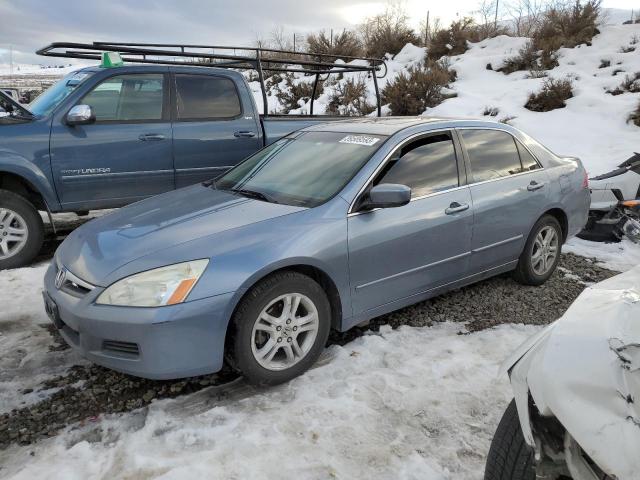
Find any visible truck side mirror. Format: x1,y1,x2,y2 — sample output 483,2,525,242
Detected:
66,105,95,126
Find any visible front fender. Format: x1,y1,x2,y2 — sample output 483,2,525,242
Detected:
0,150,60,210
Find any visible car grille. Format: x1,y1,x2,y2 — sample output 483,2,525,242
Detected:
54,261,95,297
102,340,140,357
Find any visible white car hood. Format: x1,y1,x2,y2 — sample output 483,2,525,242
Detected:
505,266,640,480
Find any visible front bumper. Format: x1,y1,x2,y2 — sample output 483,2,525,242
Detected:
43,262,234,380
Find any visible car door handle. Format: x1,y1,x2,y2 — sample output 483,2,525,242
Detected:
234,131,256,138
445,202,470,215
527,181,545,191
138,133,166,141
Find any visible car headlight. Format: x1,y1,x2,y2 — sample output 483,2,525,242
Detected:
96,260,209,307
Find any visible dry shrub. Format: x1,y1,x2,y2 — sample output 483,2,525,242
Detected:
307,29,363,59
327,78,375,116
500,0,601,74
525,77,574,111
360,5,419,58
382,60,453,115
607,72,640,95
427,18,480,61
274,74,324,113
629,101,640,127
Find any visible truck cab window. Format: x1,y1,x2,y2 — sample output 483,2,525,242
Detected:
81,74,165,122
175,75,242,120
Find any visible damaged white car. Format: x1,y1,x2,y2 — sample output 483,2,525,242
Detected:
485,266,640,480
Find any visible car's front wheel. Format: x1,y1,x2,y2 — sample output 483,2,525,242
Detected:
230,271,331,385
484,399,535,480
0,190,44,270
513,214,562,286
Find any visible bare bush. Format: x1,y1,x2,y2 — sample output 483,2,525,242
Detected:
327,78,375,116
500,0,601,73
629,101,640,127
382,60,454,115
360,4,420,58
274,74,324,113
427,17,479,60
307,29,363,59
483,106,500,116
607,72,640,95
525,77,574,111
508,0,546,36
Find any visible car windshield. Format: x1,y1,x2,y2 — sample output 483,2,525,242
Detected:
29,71,94,116
215,131,387,207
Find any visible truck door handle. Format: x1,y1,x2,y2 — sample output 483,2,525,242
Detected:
445,202,470,215
234,131,256,138
527,181,545,191
138,133,166,141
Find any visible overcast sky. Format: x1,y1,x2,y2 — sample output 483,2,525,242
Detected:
0,0,637,65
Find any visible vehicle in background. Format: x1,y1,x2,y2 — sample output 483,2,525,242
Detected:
579,152,640,243
0,43,386,269
43,117,589,386
1,88,20,103
485,266,640,480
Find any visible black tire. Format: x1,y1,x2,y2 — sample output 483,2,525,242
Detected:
513,214,562,286
230,271,331,386
0,189,44,270
484,399,535,480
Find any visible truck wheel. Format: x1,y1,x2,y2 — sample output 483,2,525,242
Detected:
484,399,535,480
230,271,331,386
513,214,562,286
0,190,44,270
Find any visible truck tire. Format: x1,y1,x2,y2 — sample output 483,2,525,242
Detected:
513,214,562,286
230,271,331,386
0,189,44,270
484,399,535,480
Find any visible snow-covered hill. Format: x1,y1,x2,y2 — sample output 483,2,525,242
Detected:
256,21,640,176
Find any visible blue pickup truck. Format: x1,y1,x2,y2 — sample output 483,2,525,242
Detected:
0,44,384,269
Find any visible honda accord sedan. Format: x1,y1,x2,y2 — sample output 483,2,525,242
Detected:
43,117,590,385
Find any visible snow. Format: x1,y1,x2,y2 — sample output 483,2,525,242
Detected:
428,23,640,175
0,64,79,76
0,262,84,414
0,322,539,480
565,237,640,271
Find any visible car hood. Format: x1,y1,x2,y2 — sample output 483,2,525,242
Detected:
57,184,306,286
506,266,640,480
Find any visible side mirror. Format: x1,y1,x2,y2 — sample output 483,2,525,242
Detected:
66,105,95,126
360,183,411,210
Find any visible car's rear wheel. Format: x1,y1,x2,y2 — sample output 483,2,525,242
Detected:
0,190,44,270
484,399,535,480
230,271,331,385
513,214,562,286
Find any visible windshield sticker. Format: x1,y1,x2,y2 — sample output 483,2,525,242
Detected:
339,135,381,146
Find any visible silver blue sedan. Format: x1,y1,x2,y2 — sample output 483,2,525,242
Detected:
43,117,590,385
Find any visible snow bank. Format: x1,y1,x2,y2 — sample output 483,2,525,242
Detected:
0,323,538,479
565,237,640,271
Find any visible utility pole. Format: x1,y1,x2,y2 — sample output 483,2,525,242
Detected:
9,44,13,80
425,10,430,46
494,0,499,28
293,33,296,52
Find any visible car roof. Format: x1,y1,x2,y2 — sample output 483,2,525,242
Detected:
302,116,507,136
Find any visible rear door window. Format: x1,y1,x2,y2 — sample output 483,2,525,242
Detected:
460,129,523,182
375,132,459,198
515,140,540,171
81,74,165,122
175,74,242,120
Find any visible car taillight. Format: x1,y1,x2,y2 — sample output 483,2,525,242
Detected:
582,171,589,189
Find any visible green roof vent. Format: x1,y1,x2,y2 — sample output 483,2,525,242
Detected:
100,51,124,68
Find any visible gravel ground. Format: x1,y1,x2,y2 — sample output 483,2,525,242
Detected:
0,250,617,450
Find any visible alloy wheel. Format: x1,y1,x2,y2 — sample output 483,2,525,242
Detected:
0,208,29,260
251,293,320,371
531,225,558,276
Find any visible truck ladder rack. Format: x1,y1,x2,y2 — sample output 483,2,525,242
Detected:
36,42,387,116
